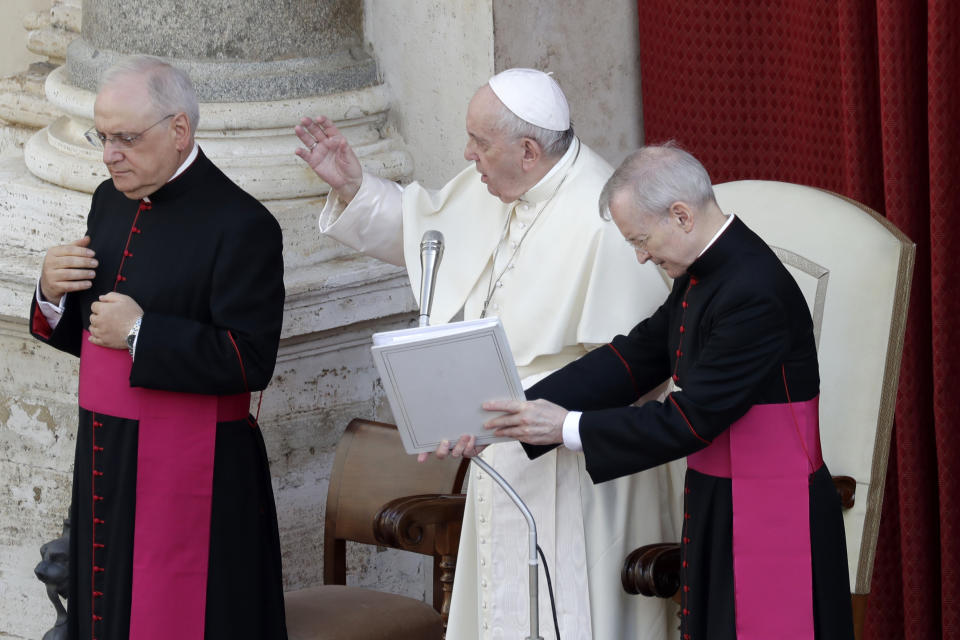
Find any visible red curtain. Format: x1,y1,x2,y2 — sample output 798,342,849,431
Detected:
636,1,959,638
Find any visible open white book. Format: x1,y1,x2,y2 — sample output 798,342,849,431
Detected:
371,316,524,454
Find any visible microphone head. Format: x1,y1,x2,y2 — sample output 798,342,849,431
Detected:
418,230,444,326
420,229,444,252
420,230,444,264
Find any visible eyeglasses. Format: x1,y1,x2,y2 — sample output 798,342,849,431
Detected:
84,114,175,150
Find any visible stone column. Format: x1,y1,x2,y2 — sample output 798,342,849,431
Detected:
0,0,80,154
0,2,420,637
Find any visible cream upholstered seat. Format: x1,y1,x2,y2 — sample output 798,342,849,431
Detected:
285,419,469,640
621,180,915,639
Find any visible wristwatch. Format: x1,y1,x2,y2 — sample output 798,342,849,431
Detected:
126,315,143,359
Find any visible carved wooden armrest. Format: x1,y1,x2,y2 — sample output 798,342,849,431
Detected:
833,475,856,509
374,494,466,553
621,543,682,598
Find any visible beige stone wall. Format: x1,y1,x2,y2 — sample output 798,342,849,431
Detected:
0,0,48,77
493,0,644,166
361,0,644,186
363,0,495,189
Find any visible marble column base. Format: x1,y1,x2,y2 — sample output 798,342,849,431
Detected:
24,66,412,201
24,0,81,63
0,63,65,131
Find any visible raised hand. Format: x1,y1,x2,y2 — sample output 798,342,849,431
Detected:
294,115,363,203
39,236,97,303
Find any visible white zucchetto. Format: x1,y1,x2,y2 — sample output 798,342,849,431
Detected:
488,68,570,132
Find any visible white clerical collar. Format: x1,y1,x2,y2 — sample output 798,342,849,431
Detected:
171,142,200,181
697,212,735,258
519,137,579,204
143,142,199,203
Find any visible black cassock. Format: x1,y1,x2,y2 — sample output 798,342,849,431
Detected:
30,149,288,640
525,216,854,639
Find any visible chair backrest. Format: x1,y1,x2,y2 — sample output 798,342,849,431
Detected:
323,418,468,584
713,181,914,595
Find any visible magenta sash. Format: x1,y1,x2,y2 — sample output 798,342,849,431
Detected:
79,332,250,639
686,397,822,640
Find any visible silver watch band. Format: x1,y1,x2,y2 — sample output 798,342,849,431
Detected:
127,315,143,359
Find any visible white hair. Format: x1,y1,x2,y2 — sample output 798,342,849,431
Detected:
99,55,200,135
493,98,574,158
599,142,716,220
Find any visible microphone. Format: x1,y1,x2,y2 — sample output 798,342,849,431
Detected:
418,230,444,327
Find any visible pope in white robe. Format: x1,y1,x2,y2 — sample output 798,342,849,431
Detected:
295,68,685,640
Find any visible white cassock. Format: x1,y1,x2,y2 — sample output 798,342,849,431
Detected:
319,138,686,640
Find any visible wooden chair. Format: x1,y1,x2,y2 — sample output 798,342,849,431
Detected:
285,419,469,639
620,181,915,640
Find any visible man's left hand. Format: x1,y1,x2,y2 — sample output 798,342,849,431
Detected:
89,293,143,349
482,398,568,445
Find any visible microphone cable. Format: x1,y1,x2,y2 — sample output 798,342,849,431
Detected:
536,544,561,640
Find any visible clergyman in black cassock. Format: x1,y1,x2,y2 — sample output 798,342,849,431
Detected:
30,57,287,640
481,144,855,639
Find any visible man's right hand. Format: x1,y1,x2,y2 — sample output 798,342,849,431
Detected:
39,236,97,302
417,435,488,463
294,115,363,204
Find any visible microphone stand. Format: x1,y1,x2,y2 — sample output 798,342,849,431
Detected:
468,455,544,640
418,229,544,639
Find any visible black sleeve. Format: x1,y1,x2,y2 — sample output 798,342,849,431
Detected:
130,209,285,395
579,286,793,483
29,289,83,357
28,193,101,358
520,299,674,459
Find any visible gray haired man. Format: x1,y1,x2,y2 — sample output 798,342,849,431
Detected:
32,55,287,640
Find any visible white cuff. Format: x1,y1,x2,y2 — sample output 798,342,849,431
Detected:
318,172,406,266
35,281,65,331
562,411,583,451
